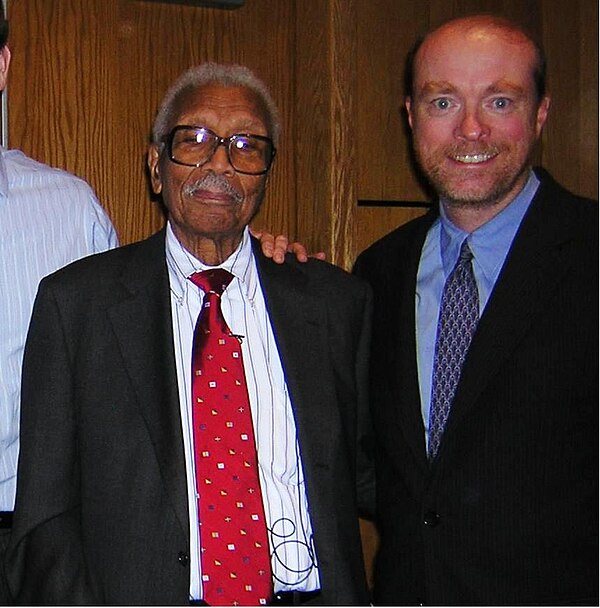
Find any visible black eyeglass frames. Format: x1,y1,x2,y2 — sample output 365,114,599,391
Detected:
163,125,276,176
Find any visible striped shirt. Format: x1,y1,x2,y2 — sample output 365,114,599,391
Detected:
0,147,118,510
165,222,320,601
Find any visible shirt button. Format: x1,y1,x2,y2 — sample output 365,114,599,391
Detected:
178,551,189,566
423,510,441,527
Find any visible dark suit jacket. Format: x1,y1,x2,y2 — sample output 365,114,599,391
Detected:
353,168,598,605
7,231,373,605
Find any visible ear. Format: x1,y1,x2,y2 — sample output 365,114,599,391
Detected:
405,96,414,130
0,46,12,92
147,144,162,194
535,95,551,138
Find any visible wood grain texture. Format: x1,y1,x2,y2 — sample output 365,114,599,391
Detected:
292,0,333,258
7,0,297,246
328,0,357,270
542,0,598,199
7,0,597,257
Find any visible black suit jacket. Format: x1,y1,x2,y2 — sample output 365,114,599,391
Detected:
353,168,598,605
7,231,373,605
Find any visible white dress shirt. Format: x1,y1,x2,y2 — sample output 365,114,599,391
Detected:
0,147,118,510
165,223,321,601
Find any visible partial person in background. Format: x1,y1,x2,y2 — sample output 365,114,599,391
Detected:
353,14,598,605
7,62,373,605
0,9,118,604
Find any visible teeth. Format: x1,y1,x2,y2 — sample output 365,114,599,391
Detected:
454,152,495,164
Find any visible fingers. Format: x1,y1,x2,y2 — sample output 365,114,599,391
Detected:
271,235,290,263
287,241,308,263
254,230,289,263
251,227,326,264
253,228,276,259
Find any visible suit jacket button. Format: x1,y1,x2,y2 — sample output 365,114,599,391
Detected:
178,551,190,566
423,511,440,527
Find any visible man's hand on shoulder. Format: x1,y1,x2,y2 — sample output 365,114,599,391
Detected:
251,228,326,264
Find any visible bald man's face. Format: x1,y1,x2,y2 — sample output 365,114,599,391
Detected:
406,20,550,212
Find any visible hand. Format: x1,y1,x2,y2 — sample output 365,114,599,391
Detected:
251,228,326,264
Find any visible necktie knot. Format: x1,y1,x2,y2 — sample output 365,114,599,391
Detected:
458,239,473,263
189,268,233,296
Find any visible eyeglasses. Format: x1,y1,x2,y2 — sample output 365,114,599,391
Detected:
164,125,276,175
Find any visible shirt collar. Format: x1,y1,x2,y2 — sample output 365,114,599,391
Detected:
165,221,254,300
438,170,540,280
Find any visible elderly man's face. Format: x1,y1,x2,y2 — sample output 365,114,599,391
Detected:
148,84,270,261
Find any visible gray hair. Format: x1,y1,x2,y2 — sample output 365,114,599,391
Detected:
151,62,281,145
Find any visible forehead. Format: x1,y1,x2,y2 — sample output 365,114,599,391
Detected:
414,23,537,93
171,83,269,135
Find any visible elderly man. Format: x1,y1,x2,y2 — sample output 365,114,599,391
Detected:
353,15,598,605
7,63,372,606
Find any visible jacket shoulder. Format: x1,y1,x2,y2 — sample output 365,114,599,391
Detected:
252,236,371,297
38,231,164,293
533,167,598,241
353,210,436,275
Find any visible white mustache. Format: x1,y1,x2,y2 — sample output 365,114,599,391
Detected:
183,173,243,204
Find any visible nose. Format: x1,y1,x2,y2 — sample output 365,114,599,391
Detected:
455,106,489,141
203,140,235,175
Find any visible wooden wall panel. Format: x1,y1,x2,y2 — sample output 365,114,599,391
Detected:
328,0,358,269
355,0,432,260
292,0,362,267
7,0,298,246
7,0,597,258
542,0,598,199
292,1,334,258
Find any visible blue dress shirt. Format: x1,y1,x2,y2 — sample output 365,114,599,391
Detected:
416,171,540,443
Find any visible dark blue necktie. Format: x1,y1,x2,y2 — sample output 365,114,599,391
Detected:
428,240,479,460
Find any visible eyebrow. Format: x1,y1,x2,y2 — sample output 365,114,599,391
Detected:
483,80,527,97
416,79,527,98
417,81,456,97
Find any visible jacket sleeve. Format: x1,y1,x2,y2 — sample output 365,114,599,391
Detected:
6,280,97,604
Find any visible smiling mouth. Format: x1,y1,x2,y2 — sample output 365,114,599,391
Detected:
452,151,498,164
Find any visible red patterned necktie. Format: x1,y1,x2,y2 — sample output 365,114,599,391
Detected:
190,268,272,606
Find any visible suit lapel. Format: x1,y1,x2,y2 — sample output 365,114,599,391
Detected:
444,176,575,439
252,242,336,471
252,244,354,592
383,215,437,471
107,231,189,536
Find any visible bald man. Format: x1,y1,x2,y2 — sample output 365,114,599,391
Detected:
353,15,598,605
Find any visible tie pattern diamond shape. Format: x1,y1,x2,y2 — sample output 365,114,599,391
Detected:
428,240,479,460
190,268,272,606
